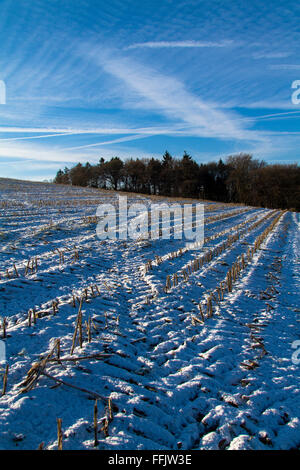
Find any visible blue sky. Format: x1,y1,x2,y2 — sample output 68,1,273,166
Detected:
0,0,299,180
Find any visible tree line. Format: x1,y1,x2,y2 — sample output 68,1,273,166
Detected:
54,151,300,210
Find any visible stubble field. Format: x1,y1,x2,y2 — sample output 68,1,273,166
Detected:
0,177,299,450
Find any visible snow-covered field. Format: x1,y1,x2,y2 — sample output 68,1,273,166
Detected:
0,177,299,450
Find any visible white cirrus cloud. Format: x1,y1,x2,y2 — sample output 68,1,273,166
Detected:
92,49,265,144
125,40,235,50
269,64,300,70
252,52,292,59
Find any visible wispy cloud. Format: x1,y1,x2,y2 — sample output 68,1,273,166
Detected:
0,125,189,145
253,52,292,59
0,132,76,142
0,142,87,163
269,64,300,70
63,133,151,151
94,50,265,143
240,110,300,122
125,40,235,50
0,139,158,169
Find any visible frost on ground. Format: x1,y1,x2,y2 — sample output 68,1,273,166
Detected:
0,177,299,450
